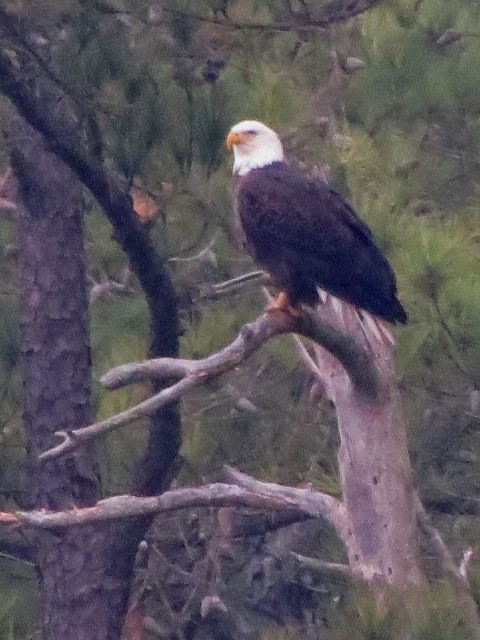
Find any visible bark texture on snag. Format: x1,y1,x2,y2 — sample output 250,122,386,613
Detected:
10,117,110,640
301,295,425,588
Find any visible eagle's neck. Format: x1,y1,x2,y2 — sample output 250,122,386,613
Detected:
233,140,285,176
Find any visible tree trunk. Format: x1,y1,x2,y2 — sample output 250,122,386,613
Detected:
0,35,182,634
10,117,110,640
310,300,425,587
333,361,424,585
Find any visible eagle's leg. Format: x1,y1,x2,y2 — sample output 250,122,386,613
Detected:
266,291,303,317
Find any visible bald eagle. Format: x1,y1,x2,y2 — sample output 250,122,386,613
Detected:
226,120,407,324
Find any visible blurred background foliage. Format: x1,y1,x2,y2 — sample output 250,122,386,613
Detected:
1,0,480,636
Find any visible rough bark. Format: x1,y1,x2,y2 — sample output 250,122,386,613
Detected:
10,118,109,640
0,16,182,636
304,298,426,586
334,363,423,584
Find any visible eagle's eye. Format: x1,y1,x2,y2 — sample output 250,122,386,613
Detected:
246,130,257,136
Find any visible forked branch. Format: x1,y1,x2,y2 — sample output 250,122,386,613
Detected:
39,307,380,462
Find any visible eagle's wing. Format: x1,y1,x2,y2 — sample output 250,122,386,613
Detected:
238,166,376,262
236,164,406,323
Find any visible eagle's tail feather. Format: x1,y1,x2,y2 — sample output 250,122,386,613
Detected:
362,312,395,347
315,287,395,347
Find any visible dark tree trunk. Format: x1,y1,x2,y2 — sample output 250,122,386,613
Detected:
0,28,182,635
10,118,109,640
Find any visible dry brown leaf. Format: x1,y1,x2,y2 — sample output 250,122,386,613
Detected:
130,185,160,223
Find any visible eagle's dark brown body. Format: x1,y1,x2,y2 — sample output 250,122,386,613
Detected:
235,162,407,324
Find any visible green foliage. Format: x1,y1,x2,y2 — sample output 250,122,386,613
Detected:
260,585,474,640
0,563,39,640
324,585,474,640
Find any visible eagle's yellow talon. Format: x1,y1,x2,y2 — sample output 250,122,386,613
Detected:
265,292,304,318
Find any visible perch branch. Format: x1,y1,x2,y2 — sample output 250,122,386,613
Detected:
40,307,379,461
103,306,379,395
0,470,344,531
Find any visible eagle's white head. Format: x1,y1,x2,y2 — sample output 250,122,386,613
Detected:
226,120,285,176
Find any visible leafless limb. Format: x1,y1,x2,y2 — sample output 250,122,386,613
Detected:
163,0,387,32
89,273,135,303
460,547,474,580
0,168,16,214
168,236,217,265
415,495,466,584
199,270,269,301
39,307,379,462
38,376,197,462
0,472,344,531
289,551,352,580
101,306,379,397
151,544,195,583
416,496,480,639
223,466,346,534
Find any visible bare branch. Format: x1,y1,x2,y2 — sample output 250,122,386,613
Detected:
38,377,197,461
89,274,135,303
416,496,480,639
102,307,379,394
39,307,379,461
460,547,474,580
199,271,269,301
223,466,346,534
415,495,466,583
0,475,343,530
168,236,217,265
164,0,387,32
289,552,352,580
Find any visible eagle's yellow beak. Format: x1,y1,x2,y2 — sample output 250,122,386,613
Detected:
226,131,248,149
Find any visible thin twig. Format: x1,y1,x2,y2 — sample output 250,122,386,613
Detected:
163,0,387,32
289,551,352,579
415,495,465,583
38,377,197,461
199,270,269,300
